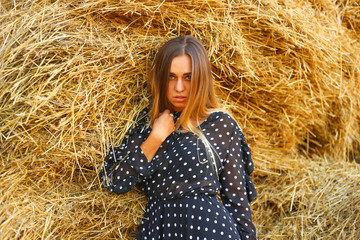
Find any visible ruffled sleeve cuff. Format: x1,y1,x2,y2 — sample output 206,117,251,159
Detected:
240,132,257,202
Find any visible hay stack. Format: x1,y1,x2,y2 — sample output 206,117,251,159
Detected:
1,0,359,239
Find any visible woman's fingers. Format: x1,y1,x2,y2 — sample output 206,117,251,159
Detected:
158,109,173,118
151,109,176,141
158,109,173,119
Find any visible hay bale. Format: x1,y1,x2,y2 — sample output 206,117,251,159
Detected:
1,0,359,239
252,156,360,239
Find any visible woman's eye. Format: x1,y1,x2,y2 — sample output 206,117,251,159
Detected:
169,75,175,80
185,75,191,81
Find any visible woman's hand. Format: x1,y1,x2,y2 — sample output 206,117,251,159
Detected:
140,109,175,162
151,109,175,142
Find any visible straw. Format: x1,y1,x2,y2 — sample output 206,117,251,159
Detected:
1,0,359,239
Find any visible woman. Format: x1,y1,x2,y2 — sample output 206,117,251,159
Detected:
99,35,257,240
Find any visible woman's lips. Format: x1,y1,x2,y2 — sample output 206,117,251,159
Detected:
173,96,187,102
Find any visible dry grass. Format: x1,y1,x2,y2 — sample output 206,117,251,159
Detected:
1,0,359,239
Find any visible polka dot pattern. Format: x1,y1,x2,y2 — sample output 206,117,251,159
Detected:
137,195,241,240
99,110,257,239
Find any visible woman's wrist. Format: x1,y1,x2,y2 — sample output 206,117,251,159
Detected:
149,130,168,143
140,132,164,162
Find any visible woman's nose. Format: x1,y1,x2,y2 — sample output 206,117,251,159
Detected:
175,79,184,92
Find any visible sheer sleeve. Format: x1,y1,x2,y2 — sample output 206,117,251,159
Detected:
219,116,257,240
99,110,154,194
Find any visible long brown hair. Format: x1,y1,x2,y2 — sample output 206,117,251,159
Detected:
150,35,218,133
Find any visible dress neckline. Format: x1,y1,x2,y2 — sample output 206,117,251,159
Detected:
173,111,217,133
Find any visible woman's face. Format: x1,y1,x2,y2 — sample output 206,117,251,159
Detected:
166,54,192,112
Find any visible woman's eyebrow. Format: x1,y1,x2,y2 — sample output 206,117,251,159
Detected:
168,72,192,75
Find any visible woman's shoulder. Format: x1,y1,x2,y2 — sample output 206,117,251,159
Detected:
135,108,151,124
207,110,240,126
204,109,243,134
127,108,151,135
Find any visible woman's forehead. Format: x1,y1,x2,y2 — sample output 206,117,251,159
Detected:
170,55,192,73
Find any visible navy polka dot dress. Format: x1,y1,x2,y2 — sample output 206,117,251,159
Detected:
100,110,257,240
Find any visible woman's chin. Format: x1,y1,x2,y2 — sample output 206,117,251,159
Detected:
172,105,185,112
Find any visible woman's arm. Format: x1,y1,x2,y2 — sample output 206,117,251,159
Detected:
215,113,257,239
219,128,257,239
99,109,176,194
99,131,151,194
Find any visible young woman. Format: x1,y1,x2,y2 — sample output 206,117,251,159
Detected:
99,35,257,240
